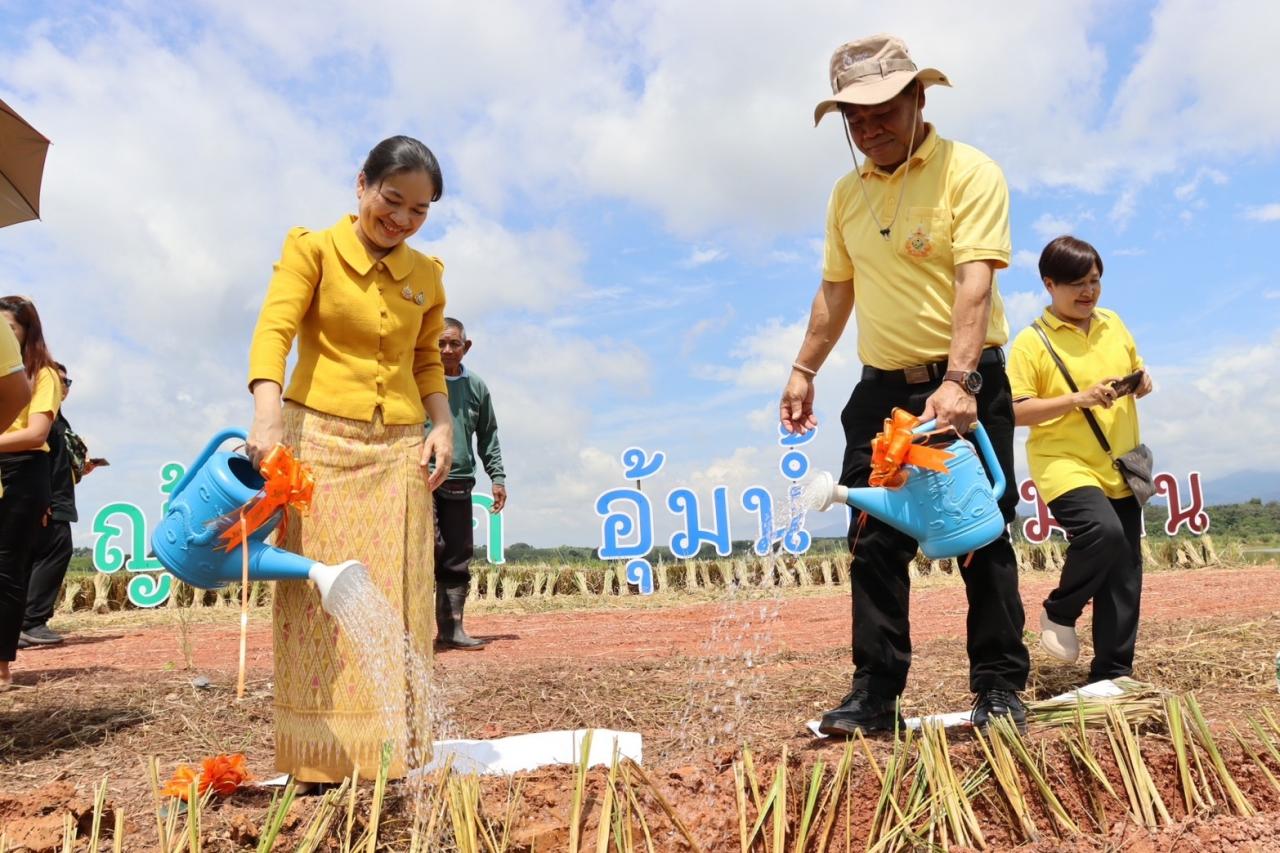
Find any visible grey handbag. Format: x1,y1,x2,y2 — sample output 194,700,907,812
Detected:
1031,323,1156,506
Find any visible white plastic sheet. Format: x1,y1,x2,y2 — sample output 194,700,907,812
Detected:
806,678,1130,738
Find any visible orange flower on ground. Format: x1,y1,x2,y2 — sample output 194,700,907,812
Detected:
162,753,252,800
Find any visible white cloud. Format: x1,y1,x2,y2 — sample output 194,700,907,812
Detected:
1011,249,1039,270
1173,167,1227,201
418,204,588,319
1032,214,1077,241
1245,204,1280,222
1002,290,1045,333
1141,334,1280,477
697,313,859,396
1109,188,1138,230
681,305,735,356
681,247,727,268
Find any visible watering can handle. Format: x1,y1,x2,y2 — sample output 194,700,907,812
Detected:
168,428,250,502
910,419,1006,501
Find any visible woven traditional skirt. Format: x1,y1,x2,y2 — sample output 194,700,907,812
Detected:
273,403,433,782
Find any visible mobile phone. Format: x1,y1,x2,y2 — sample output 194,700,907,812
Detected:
1110,370,1144,397
89,457,110,466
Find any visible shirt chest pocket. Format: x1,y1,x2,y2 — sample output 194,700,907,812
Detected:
898,206,952,266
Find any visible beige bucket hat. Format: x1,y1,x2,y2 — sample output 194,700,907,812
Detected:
813,34,951,126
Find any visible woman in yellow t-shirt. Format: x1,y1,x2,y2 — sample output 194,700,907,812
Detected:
0,297,62,688
1007,236,1153,684
246,136,453,785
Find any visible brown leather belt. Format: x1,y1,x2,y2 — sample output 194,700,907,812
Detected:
860,346,1005,384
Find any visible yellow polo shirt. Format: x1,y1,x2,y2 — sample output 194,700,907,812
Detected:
0,324,22,376
3,365,61,452
822,126,1011,369
1007,308,1143,503
248,216,448,425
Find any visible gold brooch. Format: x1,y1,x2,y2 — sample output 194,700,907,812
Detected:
401,285,414,301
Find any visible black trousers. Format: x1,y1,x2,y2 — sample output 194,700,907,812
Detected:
839,358,1029,696
23,519,73,630
0,453,51,661
434,479,475,588
1044,487,1143,681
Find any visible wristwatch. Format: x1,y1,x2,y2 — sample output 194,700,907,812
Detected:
943,369,983,395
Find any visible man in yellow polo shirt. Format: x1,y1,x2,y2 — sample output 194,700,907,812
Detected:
780,34,1029,734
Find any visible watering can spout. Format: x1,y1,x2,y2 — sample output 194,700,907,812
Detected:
807,471,924,538
309,560,366,614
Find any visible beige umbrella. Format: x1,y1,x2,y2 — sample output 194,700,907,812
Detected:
0,97,51,228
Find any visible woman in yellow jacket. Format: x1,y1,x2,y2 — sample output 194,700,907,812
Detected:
247,136,453,784
1007,236,1152,685
0,297,62,689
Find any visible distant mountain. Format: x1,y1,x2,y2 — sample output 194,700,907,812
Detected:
1201,470,1280,506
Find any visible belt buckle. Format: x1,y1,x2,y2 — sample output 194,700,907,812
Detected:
903,364,931,384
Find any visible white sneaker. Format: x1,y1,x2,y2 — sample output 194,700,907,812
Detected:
1039,608,1079,663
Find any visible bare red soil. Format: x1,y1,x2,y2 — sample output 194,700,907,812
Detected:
12,565,1279,679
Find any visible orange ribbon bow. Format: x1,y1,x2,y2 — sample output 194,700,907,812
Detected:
161,753,252,800
867,408,954,489
217,444,314,552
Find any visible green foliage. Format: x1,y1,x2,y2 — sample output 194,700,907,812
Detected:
1148,499,1280,544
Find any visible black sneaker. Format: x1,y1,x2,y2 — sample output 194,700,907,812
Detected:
971,687,1027,732
19,625,65,646
818,689,904,737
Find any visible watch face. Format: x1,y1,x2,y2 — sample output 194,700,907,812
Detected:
965,372,984,394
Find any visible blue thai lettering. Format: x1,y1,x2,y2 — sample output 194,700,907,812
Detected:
780,450,810,480
741,486,775,556
780,484,812,555
667,486,732,559
595,488,654,559
620,447,665,480
778,423,816,447
625,558,654,595
471,493,506,564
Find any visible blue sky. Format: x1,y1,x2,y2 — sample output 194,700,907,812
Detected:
1,0,1277,550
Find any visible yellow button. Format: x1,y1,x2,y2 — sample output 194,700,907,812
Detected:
376,261,385,271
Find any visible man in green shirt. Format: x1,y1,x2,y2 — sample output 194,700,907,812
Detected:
433,318,506,649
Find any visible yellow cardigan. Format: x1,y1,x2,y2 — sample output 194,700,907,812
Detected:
248,216,448,425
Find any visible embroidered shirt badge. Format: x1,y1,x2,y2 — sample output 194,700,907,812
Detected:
904,225,933,259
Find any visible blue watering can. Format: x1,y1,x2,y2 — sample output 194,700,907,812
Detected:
151,428,361,612
807,420,1007,559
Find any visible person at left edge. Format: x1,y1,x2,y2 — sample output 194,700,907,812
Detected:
0,323,30,433
247,136,453,786
21,362,102,648
0,296,61,689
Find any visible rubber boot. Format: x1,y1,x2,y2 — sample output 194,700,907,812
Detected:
436,584,487,650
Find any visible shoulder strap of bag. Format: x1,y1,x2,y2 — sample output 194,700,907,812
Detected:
1030,321,1115,460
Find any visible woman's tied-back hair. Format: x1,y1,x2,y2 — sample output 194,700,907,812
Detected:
361,136,444,202
0,296,57,379
1039,235,1104,284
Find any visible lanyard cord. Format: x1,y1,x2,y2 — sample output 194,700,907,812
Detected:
841,89,921,241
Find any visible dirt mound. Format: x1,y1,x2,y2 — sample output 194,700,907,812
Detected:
0,781,105,853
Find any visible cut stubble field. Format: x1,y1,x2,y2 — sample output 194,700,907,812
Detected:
4,563,1280,851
